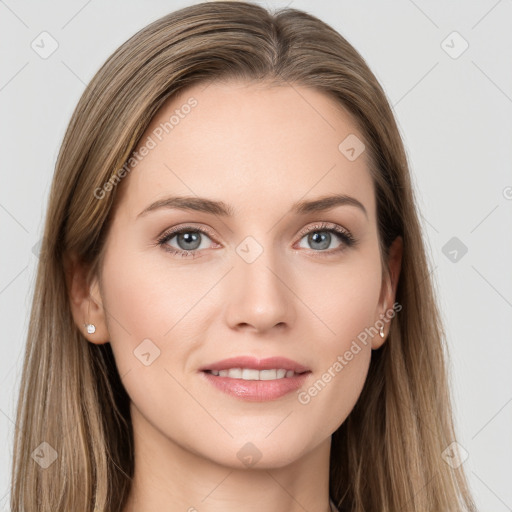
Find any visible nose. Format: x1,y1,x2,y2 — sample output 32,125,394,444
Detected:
224,248,296,334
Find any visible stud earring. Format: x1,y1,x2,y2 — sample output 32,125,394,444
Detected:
379,325,385,338
85,323,96,334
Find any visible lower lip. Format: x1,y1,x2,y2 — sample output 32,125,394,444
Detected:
201,371,311,401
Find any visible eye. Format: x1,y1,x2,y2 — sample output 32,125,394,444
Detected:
157,225,217,258
295,222,356,256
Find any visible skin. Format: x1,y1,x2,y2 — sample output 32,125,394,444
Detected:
68,80,402,512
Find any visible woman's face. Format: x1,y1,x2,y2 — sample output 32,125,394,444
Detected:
89,80,400,468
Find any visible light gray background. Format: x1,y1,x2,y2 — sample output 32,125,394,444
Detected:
1,1,511,510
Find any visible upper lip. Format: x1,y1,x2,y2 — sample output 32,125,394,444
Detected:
200,356,310,373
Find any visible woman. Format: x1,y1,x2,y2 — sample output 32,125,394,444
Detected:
10,1,477,511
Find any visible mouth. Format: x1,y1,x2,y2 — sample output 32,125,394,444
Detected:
200,367,312,401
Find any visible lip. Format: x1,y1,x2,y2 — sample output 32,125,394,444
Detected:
199,356,310,373
199,356,311,402
200,370,311,402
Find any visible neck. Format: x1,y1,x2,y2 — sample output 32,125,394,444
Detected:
122,405,333,512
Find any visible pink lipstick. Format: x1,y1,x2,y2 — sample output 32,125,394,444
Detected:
199,355,311,402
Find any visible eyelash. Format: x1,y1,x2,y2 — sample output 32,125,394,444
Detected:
156,222,357,259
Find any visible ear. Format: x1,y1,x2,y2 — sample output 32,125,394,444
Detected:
63,251,110,344
372,235,403,350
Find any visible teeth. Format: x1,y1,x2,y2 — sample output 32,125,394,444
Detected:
209,368,298,380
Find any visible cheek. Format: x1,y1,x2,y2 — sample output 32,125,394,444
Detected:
297,344,371,439
100,246,215,347
98,251,209,438
293,248,382,347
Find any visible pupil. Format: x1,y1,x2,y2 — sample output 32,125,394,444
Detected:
310,232,330,250
179,232,200,250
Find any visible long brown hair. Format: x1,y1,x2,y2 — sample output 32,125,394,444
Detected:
11,2,477,510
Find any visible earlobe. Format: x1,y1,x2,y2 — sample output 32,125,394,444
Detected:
64,251,110,344
83,278,110,344
371,316,388,350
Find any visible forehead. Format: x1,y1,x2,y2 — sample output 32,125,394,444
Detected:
117,80,375,222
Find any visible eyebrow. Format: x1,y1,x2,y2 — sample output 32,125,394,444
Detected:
137,193,368,220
